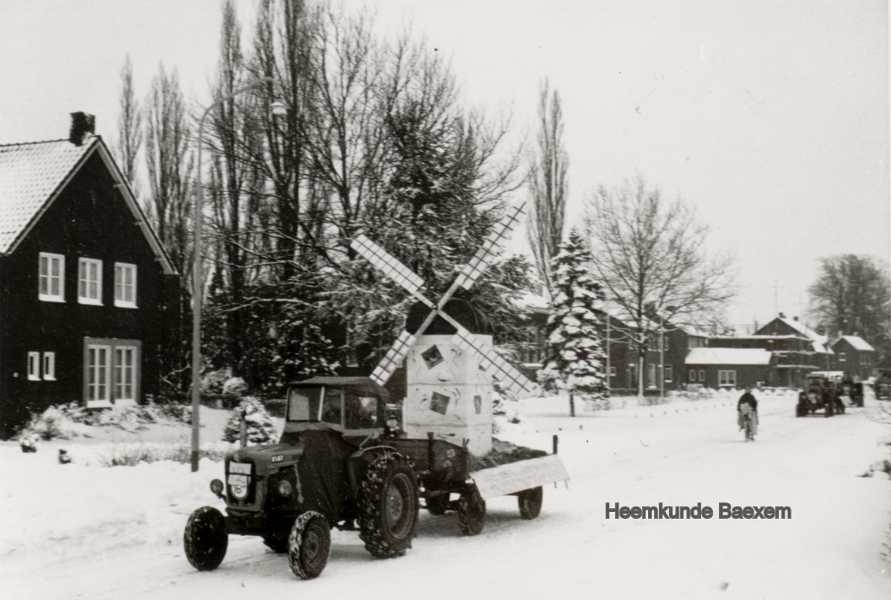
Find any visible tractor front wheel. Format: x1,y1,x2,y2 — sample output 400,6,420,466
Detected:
288,511,330,580
518,487,543,519
183,506,228,571
358,452,419,558
457,486,486,536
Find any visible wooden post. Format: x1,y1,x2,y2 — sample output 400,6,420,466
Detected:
552,434,559,455
569,390,576,417
239,407,247,448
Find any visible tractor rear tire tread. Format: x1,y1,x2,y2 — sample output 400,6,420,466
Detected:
358,451,419,558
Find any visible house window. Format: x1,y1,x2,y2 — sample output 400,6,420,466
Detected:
113,346,137,401
838,352,846,363
698,369,706,382
114,262,137,307
664,365,673,383
718,370,737,387
84,338,141,406
647,363,657,388
43,352,56,380
689,369,697,383
38,252,65,302
27,352,41,380
78,258,103,305
86,344,111,403
609,366,617,377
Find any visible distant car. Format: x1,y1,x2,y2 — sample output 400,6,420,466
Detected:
876,370,891,401
796,372,846,418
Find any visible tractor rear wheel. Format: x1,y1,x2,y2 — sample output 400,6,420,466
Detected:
426,493,450,515
183,506,228,571
457,486,486,536
288,511,330,580
518,487,543,519
358,452,419,558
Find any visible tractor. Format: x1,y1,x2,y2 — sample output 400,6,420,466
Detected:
795,371,846,417
184,377,563,579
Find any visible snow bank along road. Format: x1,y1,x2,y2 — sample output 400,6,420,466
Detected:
2,393,890,600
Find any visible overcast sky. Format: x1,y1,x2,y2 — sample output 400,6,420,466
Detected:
0,0,887,331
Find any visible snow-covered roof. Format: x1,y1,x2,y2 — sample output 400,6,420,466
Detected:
685,348,772,366
774,316,832,354
0,136,175,273
834,335,875,352
710,334,805,341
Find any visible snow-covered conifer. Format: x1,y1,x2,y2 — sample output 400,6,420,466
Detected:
537,228,607,416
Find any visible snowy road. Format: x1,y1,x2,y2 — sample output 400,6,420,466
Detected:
3,393,890,599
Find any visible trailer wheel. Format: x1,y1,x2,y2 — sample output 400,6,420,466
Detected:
457,486,486,536
518,487,543,519
183,506,228,571
288,511,330,580
426,493,450,516
358,451,419,558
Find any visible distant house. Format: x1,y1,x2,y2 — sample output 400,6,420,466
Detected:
684,348,773,389
0,113,178,437
515,292,708,394
830,336,876,380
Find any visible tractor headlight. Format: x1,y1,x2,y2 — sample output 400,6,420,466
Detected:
277,479,293,497
210,479,224,496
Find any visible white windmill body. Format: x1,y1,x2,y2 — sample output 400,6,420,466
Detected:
404,332,495,456
351,204,534,458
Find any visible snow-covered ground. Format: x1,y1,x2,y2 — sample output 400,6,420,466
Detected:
2,392,890,599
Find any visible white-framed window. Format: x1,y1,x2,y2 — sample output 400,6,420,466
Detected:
609,366,617,377
689,369,697,383
718,370,737,387
113,346,137,401
38,252,65,302
114,262,137,308
84,338,140,407
664,365,673,383
43,352,56,380
86,344,111,403
27,351,40,381
78,258,103,305
698,369,706,382
838,352,847,363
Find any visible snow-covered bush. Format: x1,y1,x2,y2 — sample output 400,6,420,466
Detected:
221,397,277,444
201,368,231,395
96,442,232,467
537,229,607,415
20,402,193,441
222,376,248,398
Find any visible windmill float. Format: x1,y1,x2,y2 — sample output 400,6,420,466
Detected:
351,203,535,456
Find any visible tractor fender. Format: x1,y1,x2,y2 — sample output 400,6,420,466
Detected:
346,445,401,498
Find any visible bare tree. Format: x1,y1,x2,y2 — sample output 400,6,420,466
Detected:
144,63,194,283
527,79,567,297
585,176,735,397
808,254,891,366
115,54,142,199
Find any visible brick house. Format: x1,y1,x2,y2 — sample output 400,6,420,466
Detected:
684,348,773,389
0,113,178,437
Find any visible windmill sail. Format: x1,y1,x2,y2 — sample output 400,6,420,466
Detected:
452,324,536,398
351,235,427,299
370,329,417,386
455,203,525,290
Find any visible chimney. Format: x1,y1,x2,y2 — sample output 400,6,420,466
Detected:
793,316,799,321
778,311,785,318
69,112,95,146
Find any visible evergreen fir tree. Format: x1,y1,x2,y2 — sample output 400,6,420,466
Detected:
538,229,607,416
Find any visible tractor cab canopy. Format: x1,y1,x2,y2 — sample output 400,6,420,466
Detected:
284,377,389,435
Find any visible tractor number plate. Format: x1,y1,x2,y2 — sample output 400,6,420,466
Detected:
227,474,249,487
